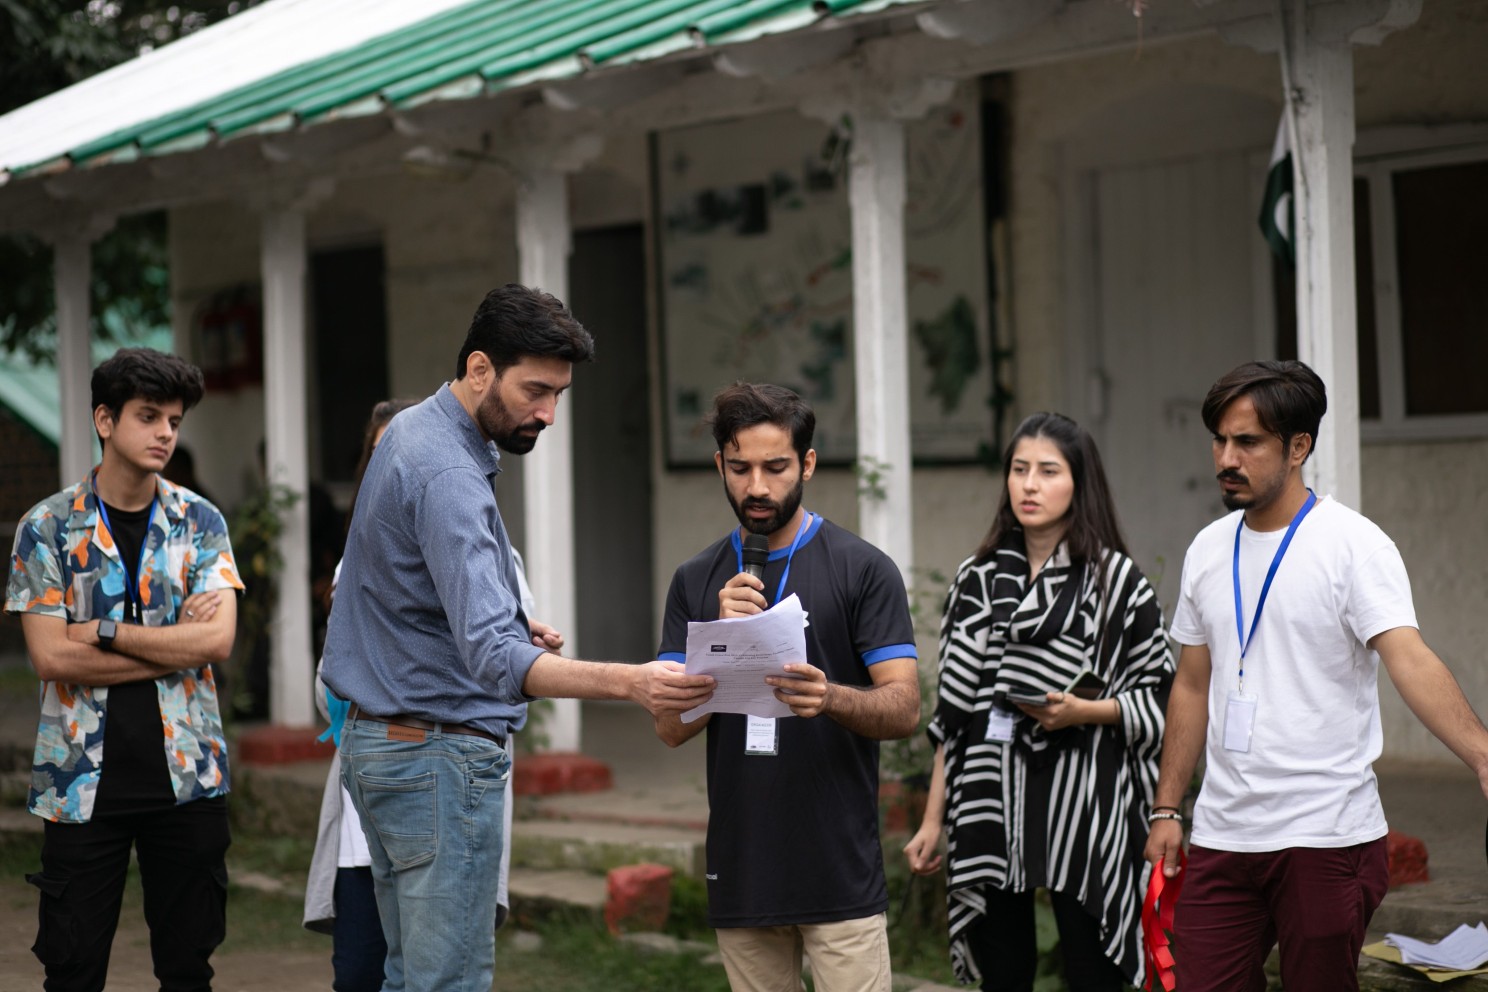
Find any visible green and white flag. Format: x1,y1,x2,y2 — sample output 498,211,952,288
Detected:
1259,117,1295,266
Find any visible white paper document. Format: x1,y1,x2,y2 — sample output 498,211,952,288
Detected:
1386,922,1488,970
681,594,809,724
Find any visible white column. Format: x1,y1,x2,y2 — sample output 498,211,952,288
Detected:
53,235,96,484
848,114,915,583
260,208,315,727
1288,37,1360,509
515,168,581,753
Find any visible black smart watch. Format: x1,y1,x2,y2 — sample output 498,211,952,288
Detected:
97,618,118,650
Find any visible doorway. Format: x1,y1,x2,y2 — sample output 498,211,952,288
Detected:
569,224,654,661
1063,87,1278,593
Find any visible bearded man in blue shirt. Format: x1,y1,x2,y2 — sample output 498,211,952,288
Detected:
322,283,714,992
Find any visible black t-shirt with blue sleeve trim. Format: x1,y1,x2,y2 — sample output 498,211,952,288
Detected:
659,516,917,928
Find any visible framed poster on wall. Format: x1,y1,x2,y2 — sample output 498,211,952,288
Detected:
654,83,996,467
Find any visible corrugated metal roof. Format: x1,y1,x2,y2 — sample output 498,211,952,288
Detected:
4,0,922,181
0,0,477,181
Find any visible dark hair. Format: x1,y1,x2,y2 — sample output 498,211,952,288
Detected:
707,382,816,465
91,348,205,425
1200,360,1327,461
974,412,1128,566
454,283,594,379
347,398,418,530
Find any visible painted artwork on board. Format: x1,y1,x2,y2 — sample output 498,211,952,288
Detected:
656,83,995,465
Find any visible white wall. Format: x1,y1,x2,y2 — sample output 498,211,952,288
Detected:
171,198,267,511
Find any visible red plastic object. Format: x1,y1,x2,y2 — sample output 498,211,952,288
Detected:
1142,851,1185,992
1385,828,1430,887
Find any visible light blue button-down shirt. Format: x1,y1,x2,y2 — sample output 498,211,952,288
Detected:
322,384,544,738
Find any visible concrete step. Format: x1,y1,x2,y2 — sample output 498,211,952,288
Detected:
0,769,31,806
506,866,606,928
0,806,40,833
230,758,327,839
1357,954,1488,990
509,816,706,879
520,790,708,832
1370,880,1488,952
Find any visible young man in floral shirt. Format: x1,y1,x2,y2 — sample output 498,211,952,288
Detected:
6,348,243,991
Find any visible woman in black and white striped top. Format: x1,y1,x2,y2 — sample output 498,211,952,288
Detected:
904,412,1174,991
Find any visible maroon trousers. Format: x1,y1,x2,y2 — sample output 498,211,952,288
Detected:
1174,838,1388,992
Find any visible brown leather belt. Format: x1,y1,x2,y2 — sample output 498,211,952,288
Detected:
347,704,505,748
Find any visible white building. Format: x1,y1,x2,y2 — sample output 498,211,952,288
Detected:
1,0,1482,762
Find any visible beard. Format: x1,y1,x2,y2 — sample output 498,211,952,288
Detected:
1218,464,1289,512
726,474,805,538
476,388,544,455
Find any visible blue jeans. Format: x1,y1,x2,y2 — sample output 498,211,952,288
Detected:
340,717,511,992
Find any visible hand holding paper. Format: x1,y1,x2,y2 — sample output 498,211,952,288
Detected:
682,594,809,723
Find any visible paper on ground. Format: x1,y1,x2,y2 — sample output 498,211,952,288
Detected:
1385,922,1488,970
681,594,808,723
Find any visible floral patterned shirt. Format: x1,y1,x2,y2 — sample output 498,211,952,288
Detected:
5,473,244,823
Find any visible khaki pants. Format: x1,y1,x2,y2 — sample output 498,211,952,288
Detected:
715,912,891,992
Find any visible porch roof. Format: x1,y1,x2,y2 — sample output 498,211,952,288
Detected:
2,0,918,184
0,326,173,447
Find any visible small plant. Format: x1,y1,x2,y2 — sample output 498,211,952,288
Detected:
879,566,948,790
225,483,300,720
854,455,891,502
516,698,554,753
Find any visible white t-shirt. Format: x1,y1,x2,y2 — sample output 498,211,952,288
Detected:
1169,496,1417,852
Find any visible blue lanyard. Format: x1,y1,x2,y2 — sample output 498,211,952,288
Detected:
733,511,816,606
1231,490,1316,689
94,478,157,624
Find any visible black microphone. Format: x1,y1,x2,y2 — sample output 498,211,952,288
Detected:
741,533,770,580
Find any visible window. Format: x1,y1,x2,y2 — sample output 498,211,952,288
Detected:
1274,140,1488,440
1359,146,1488,439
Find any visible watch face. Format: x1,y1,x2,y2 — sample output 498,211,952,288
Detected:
98,619,116,642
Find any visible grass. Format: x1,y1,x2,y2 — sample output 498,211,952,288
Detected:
496,922,732,992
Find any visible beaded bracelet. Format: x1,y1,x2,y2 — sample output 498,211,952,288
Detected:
1147,810,1184,823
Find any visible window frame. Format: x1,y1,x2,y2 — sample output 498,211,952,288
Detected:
1356,126,1488,443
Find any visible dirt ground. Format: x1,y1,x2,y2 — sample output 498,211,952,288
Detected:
0,891,333,992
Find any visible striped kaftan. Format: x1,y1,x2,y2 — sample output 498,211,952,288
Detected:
928,539,1173,986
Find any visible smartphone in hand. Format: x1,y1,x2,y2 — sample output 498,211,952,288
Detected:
1064,668,1108,699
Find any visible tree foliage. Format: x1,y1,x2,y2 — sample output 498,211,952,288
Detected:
1,1,262,116
0,0,261,361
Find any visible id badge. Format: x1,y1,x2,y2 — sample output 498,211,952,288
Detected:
984,706,1016,743
745,715,779,756
1223,691,1258,753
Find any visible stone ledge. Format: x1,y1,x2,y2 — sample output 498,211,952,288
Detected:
235,725,335,765
514,752,612,796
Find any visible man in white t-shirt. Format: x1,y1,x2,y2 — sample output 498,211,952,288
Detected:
1144,360,1488,992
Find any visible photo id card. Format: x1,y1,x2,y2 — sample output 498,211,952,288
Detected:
1224,691,1258,753
745,715,779,756
985,706,1016,743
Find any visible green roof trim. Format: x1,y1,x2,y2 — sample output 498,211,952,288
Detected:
694,0,805,40
580,0,741,66
381,0,658,105
36,0,915,174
